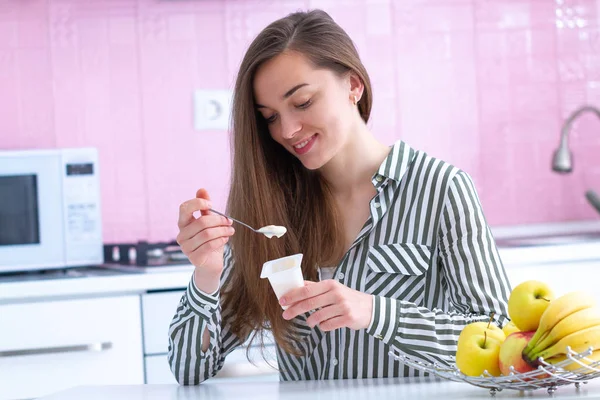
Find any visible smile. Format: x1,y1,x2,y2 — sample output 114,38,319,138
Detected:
294,137,313,149
292,134,317,155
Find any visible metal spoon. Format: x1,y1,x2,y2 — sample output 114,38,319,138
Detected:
209,209,287,238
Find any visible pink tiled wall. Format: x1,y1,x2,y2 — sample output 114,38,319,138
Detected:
1,0,600,243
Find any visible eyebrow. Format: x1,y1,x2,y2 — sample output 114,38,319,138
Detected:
255,83,309,109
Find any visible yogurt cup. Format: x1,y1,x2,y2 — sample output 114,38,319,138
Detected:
260,254,304,310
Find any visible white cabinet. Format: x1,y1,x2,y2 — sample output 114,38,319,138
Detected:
140,291,280,384
0,295,144,400
145,354,178,384
141,291,183,355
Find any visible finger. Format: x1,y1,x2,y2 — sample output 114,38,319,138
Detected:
283,291,335,319
196,188,212,217
318,316,346,332
306,305,344,329
187,235,231,265
282,290,338,320
178,197,213,229
279,280,326,307
177,215,232,242
180,225,235,255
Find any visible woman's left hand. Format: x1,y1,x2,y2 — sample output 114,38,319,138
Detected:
280,280,373,331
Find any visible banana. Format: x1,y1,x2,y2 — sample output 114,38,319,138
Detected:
545,350,600,373
527,307,600,356
532,324,600,361
523,291,597,356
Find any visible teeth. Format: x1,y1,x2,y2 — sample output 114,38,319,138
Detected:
294,137,312,149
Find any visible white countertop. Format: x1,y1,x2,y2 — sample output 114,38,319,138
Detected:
38,378,600,400
0,264,194,304
1,243,599,305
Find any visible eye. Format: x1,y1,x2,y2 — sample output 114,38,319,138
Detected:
265,114,278,124
297,99,312,109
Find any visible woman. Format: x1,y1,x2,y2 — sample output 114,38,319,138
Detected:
169,9,511,384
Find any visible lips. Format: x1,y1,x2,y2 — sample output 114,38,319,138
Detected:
292,134,316,155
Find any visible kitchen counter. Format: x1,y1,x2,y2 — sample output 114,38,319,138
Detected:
2,220,600,304
39,378,600,399
0,264,194,303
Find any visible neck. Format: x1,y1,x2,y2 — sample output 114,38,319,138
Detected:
319,125,390,197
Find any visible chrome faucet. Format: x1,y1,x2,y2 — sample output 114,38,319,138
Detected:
551,105,600,214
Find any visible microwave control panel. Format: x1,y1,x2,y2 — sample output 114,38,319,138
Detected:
61,148,103,264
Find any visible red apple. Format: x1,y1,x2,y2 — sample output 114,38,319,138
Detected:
498,331,536,376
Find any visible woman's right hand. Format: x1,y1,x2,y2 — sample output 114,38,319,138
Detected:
176,188,235,293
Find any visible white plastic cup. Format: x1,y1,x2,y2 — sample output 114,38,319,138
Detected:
260,254,304,310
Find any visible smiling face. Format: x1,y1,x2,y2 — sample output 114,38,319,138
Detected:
253,51,363,170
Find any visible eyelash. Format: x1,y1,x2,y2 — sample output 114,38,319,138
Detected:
265,99,312,124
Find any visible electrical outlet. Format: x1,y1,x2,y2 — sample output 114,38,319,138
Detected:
193,89,233,131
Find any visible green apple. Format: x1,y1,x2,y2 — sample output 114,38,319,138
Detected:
508,280,554,331
456,331,503,377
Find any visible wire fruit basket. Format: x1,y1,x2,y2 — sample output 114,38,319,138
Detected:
390,347,600,396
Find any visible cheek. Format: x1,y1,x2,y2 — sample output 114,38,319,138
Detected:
320,105,349,138
311,102,345,132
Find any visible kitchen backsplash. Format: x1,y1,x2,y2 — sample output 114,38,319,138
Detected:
1,0,599,242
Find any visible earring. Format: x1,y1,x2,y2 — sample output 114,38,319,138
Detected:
353,95,358,106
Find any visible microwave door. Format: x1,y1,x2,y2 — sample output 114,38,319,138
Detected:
0,175,41,245
0,153,65,272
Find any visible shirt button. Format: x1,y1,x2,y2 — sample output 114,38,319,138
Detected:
375,335,383,340
331,358,338,366
203,304,211,311
374,202,381,208
376,176,383,182
337,272,345,280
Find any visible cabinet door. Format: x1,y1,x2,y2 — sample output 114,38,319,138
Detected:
141,291,184,355
0,295,144,400
145,354,178,384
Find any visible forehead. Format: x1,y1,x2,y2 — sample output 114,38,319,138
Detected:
253,51,333,103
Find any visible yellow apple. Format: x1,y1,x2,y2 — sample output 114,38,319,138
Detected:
502,321,520,337
508,280,554,331
498,331,536,376
456,331,502,377
457,321,505,348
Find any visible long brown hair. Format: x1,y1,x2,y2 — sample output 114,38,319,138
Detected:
221,9,373,358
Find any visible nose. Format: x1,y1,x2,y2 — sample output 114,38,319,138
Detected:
280,114,302,140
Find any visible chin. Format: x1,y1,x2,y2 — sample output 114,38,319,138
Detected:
301,160,325,170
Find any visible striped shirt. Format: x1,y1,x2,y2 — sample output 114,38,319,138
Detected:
168,140,512,384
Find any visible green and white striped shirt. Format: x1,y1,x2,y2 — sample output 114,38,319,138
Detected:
168,140,511,384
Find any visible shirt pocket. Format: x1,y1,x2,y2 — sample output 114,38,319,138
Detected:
365,243,432,305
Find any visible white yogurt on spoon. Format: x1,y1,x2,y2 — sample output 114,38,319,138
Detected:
257,225,287,238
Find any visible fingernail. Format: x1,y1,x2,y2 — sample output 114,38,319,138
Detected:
279,297,287,306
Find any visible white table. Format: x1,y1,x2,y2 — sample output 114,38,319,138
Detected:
39,377,600,400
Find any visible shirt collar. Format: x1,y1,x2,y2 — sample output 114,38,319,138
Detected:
374,140,417,183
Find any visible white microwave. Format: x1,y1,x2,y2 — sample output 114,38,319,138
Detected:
0,148,103,273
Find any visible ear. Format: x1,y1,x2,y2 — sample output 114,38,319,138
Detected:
348,72,364,103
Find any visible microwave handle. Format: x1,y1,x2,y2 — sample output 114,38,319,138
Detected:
0,341,112,358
